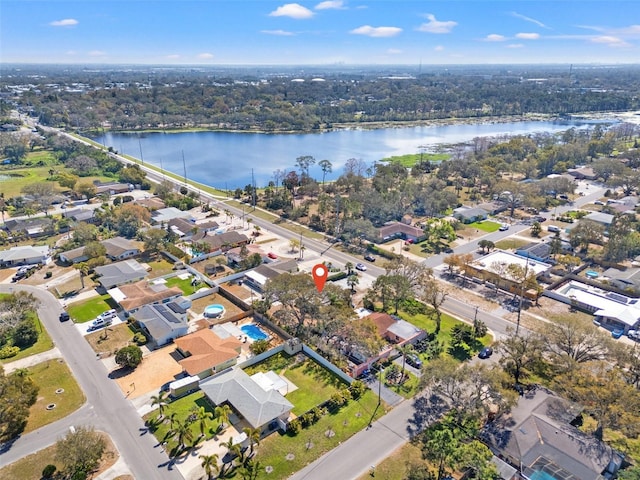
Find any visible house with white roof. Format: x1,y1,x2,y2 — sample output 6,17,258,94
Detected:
0,245,51,267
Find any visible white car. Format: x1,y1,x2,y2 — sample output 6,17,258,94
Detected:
499,224,509,231
355,263,367,271
628,330,639,341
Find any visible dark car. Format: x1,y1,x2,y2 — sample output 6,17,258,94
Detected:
364,254,376,262
478,347,493,359
406,354,423,369
59,312,70,322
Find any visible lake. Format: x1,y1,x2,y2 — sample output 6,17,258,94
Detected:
93,119,608,189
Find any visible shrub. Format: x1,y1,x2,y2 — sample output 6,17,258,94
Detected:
12,320,38,348
349,380,367,400
327,271,347,282
288,418,302,435
0,345,20,359
249,339,270,355
115,345,143,369
42,464,57,478
133,333,147,345
300,412,314,428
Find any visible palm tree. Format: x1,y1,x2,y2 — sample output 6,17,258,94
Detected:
78,262,89,289
345,262,354,276
240,458,262,480
220,437,242,464
243,427,261,457
347,274,359,294
397,344,415,379
150,391,169,420
214,404,233,432
253,225,261,237
165,412,179,430
195,406,213,438
169,418,194,452
199,453,220,480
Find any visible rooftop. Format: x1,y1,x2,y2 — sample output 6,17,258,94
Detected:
174,329,242,376
472,250,552,278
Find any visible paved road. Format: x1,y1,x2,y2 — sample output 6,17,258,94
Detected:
0,285,183,479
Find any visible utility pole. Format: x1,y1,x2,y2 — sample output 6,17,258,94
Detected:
138,138,144,165
516,261,530,336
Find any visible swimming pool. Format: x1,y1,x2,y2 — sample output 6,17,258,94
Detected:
204,304,225,318
241,324,269,341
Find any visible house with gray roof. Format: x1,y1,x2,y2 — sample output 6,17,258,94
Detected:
135,303,188,348
482,388,623,480
200,368,293,433
453,206,489,224
603,266,640,293
0,245,51,267
2,217,53,238
151,207,194,225
62,208,96,224
59,246,89,264
583,211,614,227
94,259,150,289
101,237,142,261
515,242,552,263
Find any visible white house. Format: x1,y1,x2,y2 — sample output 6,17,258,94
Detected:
0,245,51,267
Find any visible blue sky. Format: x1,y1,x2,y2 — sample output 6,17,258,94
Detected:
2,1,639,65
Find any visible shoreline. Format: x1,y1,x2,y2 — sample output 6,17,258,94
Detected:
85,110,634,137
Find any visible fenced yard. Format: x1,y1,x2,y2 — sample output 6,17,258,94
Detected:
67,294,119,323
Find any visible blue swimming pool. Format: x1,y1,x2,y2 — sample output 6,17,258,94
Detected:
529,471,559,480
241,324,268,341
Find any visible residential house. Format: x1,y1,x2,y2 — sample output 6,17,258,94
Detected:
482,388,623,480
197,220,220,233
2,217,54,238
378,222,426,243
95,182,133,195
468,250,551,298
62,208,96,224
192,230,249,252
515,242,552,263
168,217,197,238
243,260,299,291
476,201,508,215
453,206,489,224
108,280,185,315
567,166,597,180
602,266,640,293
583,211,614,227
226,244,266,266
199,368,293,433
59,246,89,264
174,329,242,379
135,302,189,348
101,237,143,261
94,259,150,289
137,197,166,211
151,207,194,225
0,245,51,267
348,312,426,377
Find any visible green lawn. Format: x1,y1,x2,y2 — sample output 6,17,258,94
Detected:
146,258,176,277
380,152,450,167
356,442,424,480
397,311,492,362
467,220,501,233
383,368,420,399
0,166,57,198
244,352,347,415
67,294,118,323
24,359,85,434
255,389,386,479
494,238,529,250
144,391,221,456
0,312,55,364
163,275,196,295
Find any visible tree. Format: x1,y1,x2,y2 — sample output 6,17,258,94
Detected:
143,228,167,256
264,273,322,338
75,182,97,200
57,172,79,190
169,418,194,452
115,345,143,369
150,391,169,420
0,366,39,442
478,239,495,254
249,338,270,355
243,426,261,456
83,241,106,260
618,465,640,480
199,453,220,480
78,262,89,289
346,274,359,293
496,330,544,385
397,344,415,378
530,221,541,238
214,404,233,432
318,159,332,188
12,320,38,348
369,274,412,314
21,181,57,214
549,231,562,258
54,426,106,478
420,276,448,334
568,219,604,253
195,406,213,438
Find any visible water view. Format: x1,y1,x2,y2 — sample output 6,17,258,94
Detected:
93,119,608,189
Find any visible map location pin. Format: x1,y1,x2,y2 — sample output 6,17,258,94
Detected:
312,264,329,293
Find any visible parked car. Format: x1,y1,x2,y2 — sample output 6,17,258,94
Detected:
499,224,509,231
59,311,70,322
364,254,376,262
547,225,561,233
478,346,494,359
88,316,113,331
267,252,278,259
628,330,639,341
355,263,367,271
406,354,423,369
612,328,624,339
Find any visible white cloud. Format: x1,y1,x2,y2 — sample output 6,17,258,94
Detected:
350,25,402,37
50,18,78,27
88,50,106,57
386,48,402,54
315,0,345,10
198,53,214,59
66,50,77,56
591,36,630,47
417,14,457,34
269,3,314,19
166,54,181,59
510,12,548,29
515,32,540,40
484,34,506,42
507,43,524,48
261,29,295,36
434,45,444,51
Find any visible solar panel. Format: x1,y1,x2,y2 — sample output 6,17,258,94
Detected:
606,292,628,303
154,304,181,324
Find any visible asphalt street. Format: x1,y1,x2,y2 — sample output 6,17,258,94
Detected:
0,285,183,479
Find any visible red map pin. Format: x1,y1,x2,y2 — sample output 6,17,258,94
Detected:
312,264,329,292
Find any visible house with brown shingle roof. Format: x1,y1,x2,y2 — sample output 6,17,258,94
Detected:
192,230,249,252
378,222,426,243
108,280,183,314
174,329,243,379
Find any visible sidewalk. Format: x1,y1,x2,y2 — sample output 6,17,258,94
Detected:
2,347,62,374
